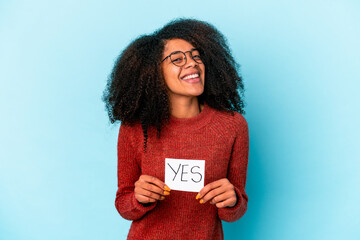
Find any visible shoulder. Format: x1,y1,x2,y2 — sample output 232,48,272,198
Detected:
118,122,144,146
119,121,142,134
210,107,248,134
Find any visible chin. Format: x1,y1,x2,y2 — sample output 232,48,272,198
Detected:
188,90,204,97
187,85,204,96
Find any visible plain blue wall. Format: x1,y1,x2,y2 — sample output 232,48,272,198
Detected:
1,0,359,239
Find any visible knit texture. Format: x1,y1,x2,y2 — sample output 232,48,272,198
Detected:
115,104,249,240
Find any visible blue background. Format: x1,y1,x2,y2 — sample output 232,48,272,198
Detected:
1,0,359,239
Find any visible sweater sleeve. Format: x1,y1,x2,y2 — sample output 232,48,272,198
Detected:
218,115,249,222
115,123,157,221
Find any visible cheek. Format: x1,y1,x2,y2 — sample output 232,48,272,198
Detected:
162,67,180,87
201,66,206,83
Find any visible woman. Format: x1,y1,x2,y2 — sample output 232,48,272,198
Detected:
103,18,249,240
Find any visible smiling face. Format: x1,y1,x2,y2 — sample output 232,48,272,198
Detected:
161,39,205,102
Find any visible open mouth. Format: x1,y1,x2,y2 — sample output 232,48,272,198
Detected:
182,73,199,80
181,73,201,83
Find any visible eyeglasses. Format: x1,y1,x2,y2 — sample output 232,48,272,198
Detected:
161,49,203,67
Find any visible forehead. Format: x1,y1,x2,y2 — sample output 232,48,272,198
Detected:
163,39,196,56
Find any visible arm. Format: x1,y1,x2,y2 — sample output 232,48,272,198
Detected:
115,123,157,221
217,115,249,222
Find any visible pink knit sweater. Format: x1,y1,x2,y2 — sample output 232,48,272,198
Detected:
115,104,249,240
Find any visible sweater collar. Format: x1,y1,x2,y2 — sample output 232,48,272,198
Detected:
165,103,215,132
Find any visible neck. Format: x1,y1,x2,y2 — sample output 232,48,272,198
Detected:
169,97,202,118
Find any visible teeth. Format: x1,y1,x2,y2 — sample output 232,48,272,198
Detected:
182,73,199,80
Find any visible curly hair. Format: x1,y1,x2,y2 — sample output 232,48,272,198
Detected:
102,18,245,147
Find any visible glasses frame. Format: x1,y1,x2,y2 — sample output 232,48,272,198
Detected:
161,49,203,67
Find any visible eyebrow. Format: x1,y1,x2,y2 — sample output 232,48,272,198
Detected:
161,48,200,63
168,48,199,55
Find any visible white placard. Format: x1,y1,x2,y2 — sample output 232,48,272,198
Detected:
165,158,205,192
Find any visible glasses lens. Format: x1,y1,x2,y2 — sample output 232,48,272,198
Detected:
170,52,186,66
191,50,202,64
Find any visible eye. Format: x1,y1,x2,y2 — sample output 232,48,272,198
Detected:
191,49,201,60
171,53,185,63
173,58,182,62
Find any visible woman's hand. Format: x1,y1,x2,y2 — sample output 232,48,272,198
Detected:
134,175,171,204
196,178,237,208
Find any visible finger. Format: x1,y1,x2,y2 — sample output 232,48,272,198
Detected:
135,181,170,196
209,191,234,204
135,193,158,204
135,187,165,201
196,179,226,200
140,175,171,191
200,186,227,204
215,197,237,208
